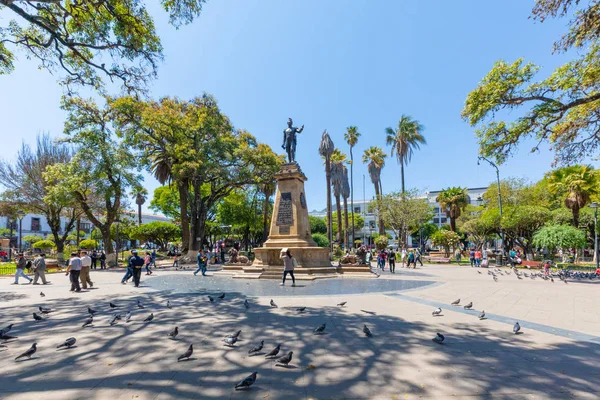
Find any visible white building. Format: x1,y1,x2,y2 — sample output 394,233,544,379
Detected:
309,187,488,247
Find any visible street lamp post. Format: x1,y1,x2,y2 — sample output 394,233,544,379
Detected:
590,202,599,270
8,217,14,261
16,210,25,253
115,218,121,266
478,156,504,261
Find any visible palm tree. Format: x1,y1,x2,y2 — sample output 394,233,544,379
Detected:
319,130,335,247
385,115,426,193
436,187,468,232
362,146,387,235
135,192,147,225
330,149,347,244
341,165,350,249
260,181,275,242
547,165,600,227
344,126,361,247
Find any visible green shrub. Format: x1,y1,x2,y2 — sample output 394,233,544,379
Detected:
79,239,99,249
32,240,55,250
23,235,44,245
374,236,389,250
312,233,330,248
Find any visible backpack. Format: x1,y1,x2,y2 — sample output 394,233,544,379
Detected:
25,260,32,270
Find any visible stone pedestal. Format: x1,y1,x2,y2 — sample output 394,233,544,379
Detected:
237,162,338,280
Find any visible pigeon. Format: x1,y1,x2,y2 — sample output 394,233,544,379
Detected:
227,330,242,339
177,344,193,361
109,302,117,309
270,299,278,308
451,299,460,305
248,340,264,355
82,317,93,327
223,336,238,347
0,334,18,340
551,277,554,283
167,300,172,309
477,271,481,274
493,276,498,282
57,337,76,349
218,293,225,299
363,324,373,337
464,302,473,310
33,313,43,321
0,324,13,336
125,311,132,322
313,323,326,334
38,306,52,314
244,299,249,309
265,344,281,358
137,300,144,309
144,313,154,322
88,307,97,316
479,310,486,320
109,315,118,326
15,343,37,361
432,333,445,344
208,296,214,302
296,307,306,313
276,351,293,366
513,322,521,334
235,371,257,390
337,301,347,307
40,292,45,297
114,313,122,320
432,307,442,316
168,326,179,339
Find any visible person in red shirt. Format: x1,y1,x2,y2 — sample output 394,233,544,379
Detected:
474,250,482,267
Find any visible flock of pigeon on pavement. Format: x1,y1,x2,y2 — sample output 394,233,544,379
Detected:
480,266,596,283
1,265,547,391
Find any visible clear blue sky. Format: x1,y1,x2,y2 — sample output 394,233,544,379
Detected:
0,1,581,214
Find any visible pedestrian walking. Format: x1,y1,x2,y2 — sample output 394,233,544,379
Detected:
474,249,482,267
280,248,296,286
220,243,226,264
173,253,179,269
32,253,49,285
12,253,32,285
128,250,144,287
66,252,82,292
99,251,106,269
407,250,415,268
90,250,98,270
469,248,475,267
79,250,94,289
388,249,396,273
194,249,208,276
122,250,137,284
401,247,407,267
144,251,153,275
415,247,423,267
151,249,157,268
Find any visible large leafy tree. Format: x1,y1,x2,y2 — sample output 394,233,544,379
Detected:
546,165,600,227
111,94,281,254
318,130,334,247
385,115,426,193
501,205,551,258
130,221,180,250
378,190,433,246
362,146,387,235
344,126,360,246
533,224,587,256
149,185,181,221
44,96,143,258
0,0,206,93
216,189,263,251
436,187,468,232
0,134,79,260
462,1,600,165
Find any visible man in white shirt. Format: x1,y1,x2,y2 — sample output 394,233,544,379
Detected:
79,250,94,289
66,252,82,292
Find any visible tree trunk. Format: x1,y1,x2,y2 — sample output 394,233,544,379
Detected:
350,147,355,249
262,196,270,242
373,180,386,236
138,203,142,225
335,194,343,243
572,206,580,228
343,195,349,249
325,158,332,248
401,161,405,193
177,180,190,252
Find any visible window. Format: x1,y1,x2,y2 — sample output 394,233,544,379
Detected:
369,220,376,229
434,207,440,214
6,220,17,230
80,222,92,233
31,218,41,232
354,207,361,214
433,218,440,224
441,218,447,223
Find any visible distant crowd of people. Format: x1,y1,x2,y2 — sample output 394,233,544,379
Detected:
367,247,423,272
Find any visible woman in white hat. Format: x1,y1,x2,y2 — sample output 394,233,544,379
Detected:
280,248,296,287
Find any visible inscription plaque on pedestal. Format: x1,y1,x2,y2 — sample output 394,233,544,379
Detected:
276,192,294,226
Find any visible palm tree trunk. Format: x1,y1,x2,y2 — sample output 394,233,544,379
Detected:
450,217,456,232
373,180,385,236
335,194,343,243
401,162,405,193
325,158,332,248
572,206,580,228
343,195,350,249
350,147,355,249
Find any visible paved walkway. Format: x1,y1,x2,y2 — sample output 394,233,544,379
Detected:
0,264,599,399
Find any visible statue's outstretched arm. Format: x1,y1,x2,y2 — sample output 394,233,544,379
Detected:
297,125,304,133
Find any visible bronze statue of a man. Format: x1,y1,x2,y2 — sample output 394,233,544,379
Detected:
282,118,304,163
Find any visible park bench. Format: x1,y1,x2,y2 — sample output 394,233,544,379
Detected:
520,260,542,269
425,256,451,264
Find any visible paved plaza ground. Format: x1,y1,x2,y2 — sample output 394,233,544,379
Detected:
0,263,599,399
